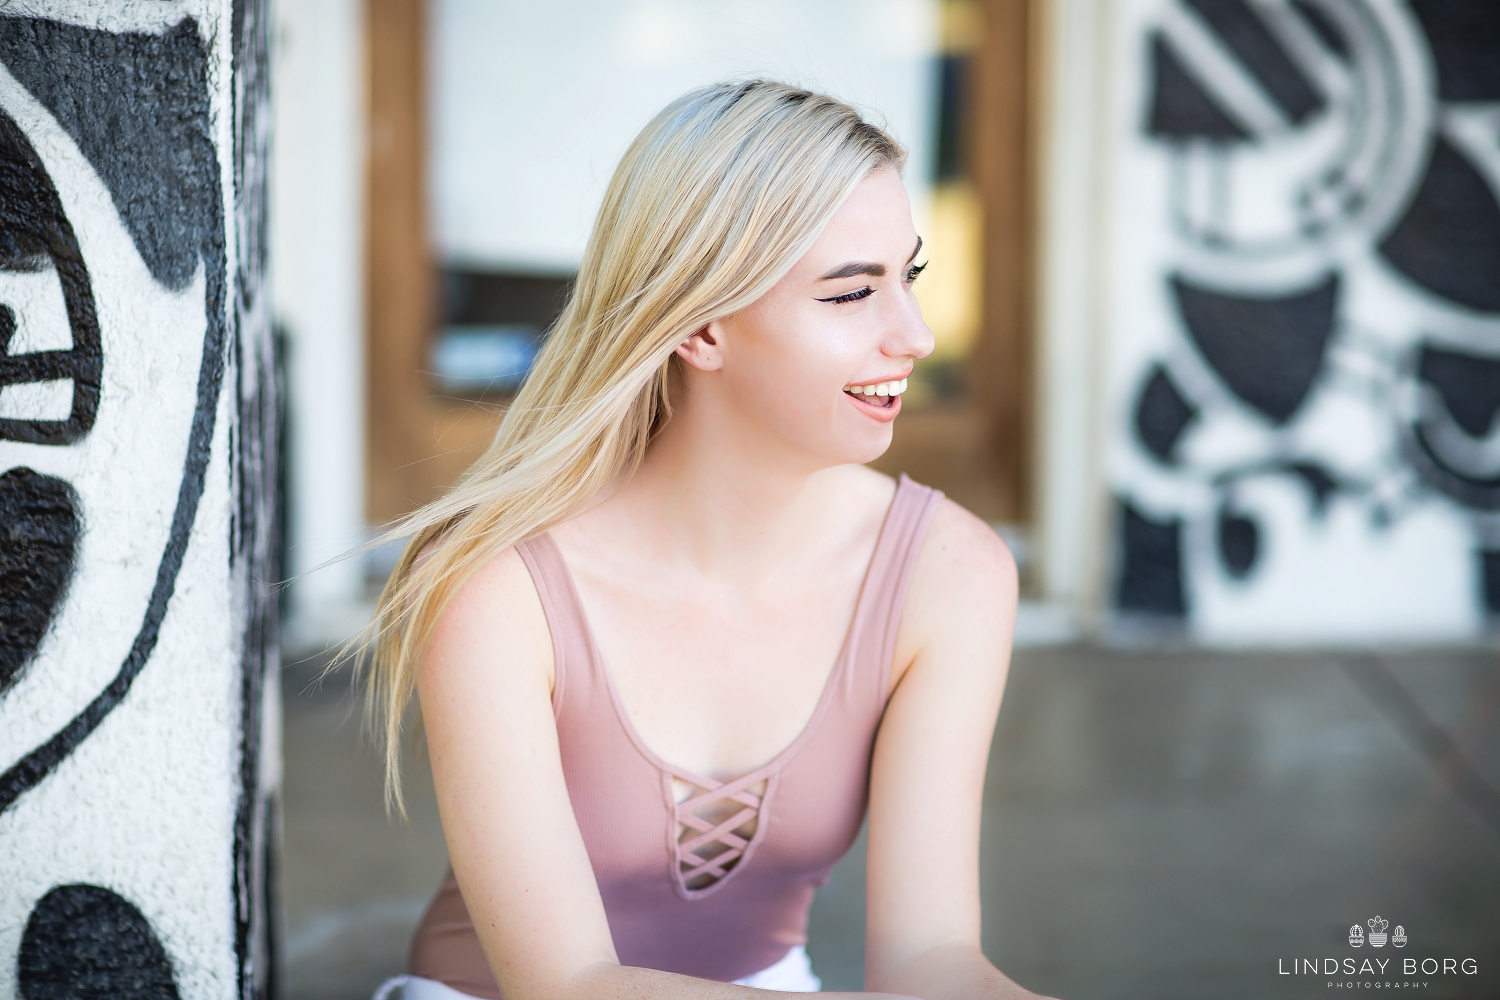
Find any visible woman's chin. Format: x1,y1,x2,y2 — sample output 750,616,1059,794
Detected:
828,425,897,468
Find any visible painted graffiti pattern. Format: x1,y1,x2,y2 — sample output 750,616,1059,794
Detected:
1109,0,1500,641
0,3,276,999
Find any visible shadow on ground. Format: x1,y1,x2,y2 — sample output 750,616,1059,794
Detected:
281,646,1500,1000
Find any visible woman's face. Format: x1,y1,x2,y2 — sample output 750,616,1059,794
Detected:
688,166,935,468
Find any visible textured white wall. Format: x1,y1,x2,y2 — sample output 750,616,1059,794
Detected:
430,0,941,272
0,2,277,996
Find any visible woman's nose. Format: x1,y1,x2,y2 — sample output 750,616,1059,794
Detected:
887,286,935,361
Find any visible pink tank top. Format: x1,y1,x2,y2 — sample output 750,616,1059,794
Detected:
408,475,943,996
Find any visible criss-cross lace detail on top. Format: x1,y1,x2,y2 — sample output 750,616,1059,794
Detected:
510,477,941,909
672,772,768,891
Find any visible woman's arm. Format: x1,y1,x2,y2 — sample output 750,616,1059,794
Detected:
863,500,1061,1000
419,546,920,1000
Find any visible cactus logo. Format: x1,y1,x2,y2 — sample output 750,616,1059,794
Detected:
1282,917,1477,983
1351,916,1403,949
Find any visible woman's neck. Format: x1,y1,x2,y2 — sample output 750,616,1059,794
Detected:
583,387,850,582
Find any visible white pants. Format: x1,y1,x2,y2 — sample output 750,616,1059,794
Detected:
374,944,821,998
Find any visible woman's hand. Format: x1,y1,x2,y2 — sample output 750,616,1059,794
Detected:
869,941,1063,1000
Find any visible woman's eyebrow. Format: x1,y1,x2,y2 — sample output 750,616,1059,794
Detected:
817,237,923,281
820,260,885,280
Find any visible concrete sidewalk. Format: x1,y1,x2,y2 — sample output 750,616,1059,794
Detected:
280,646,1500,1000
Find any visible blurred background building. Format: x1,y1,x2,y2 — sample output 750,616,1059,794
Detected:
274,0,1500,652
274,0,1046,652
267,1,1499,997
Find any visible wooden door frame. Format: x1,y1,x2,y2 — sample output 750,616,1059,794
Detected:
365,0,503,526
971,0,1039,527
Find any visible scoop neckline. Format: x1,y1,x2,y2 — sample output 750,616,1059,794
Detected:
538,474,914,791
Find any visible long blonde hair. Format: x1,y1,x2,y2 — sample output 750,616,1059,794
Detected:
359,80,904,812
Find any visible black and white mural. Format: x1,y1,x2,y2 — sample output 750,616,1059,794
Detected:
1107,0,1500,641
0,3,278,998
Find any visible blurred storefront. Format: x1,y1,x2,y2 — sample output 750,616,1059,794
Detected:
272,0,1500,650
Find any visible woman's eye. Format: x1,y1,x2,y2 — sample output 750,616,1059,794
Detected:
816,286,875,305
905,261,928,283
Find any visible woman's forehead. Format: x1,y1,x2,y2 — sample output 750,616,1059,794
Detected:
798,170,916,273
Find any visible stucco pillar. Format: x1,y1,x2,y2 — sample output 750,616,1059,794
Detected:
0,2,279,998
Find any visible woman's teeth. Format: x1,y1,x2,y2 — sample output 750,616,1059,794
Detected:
844,378,908,398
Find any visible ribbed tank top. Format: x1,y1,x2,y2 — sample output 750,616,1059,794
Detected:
409,475,943,997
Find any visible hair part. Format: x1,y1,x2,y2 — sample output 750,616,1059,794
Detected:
352,79,904,814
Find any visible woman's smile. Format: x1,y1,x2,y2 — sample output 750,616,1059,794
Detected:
842,376,908,420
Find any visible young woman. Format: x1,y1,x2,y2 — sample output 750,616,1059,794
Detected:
364,81,1050,1000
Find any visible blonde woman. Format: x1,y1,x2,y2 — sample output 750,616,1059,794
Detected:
365,81,1050,1000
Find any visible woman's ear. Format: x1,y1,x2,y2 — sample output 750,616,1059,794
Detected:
674,321,725,372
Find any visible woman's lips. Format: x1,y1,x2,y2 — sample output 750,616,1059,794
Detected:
842,381,904,422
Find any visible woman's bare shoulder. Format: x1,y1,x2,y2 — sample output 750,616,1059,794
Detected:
419,540,555,697
893,496,1018,680
922,497,1016,588
846,466,1012,588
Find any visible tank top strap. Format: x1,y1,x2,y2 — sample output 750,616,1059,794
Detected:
847,474,944,701
515,532,596,717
